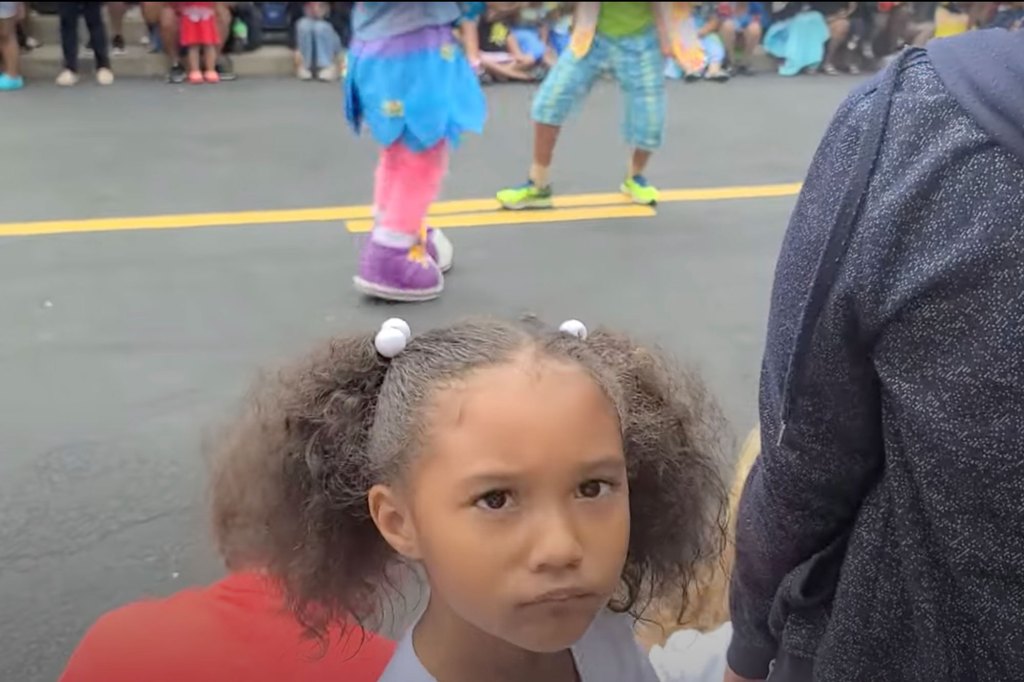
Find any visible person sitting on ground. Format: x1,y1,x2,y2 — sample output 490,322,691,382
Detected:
718,1,763,74
665,2,729,83
56,1,114,86
57,402,396,682
762,2,830,76
142,1,234,83
292,1,343,81
0,1,22,90
509,1,554,71
477,2,542,82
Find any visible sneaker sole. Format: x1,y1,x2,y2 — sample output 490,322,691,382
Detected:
498,198,554,210
352,276,443,302
620,184,658,207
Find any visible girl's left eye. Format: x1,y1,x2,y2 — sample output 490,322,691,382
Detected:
577,480,613,499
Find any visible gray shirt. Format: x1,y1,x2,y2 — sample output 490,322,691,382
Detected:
379,609,660,682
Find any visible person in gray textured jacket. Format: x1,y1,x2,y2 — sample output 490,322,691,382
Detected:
725,28,1024,682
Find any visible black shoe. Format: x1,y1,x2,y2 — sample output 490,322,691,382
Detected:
112,35,126,55
167,62,186,84
216,54,237,81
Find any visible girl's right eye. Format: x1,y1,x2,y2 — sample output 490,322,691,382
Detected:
475,490,511,511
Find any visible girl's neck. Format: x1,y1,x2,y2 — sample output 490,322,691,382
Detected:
413,596,580,682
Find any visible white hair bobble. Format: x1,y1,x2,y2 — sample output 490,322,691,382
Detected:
559,319,588,340
374,317,412,358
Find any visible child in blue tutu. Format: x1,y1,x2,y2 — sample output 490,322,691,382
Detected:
346,2,487,302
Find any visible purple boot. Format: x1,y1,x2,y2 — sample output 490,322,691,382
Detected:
354,239,444,302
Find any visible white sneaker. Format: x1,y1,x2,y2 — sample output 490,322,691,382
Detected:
429,227,454,273
96,68,114,86
317,65,337,81
297,65,313,81
55,69,79,86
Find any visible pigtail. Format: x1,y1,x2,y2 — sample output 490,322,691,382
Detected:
582,329,730,623
209,332,396,643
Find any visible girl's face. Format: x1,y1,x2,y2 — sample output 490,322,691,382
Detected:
371,355,629,653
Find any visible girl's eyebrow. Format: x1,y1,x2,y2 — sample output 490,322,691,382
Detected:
458,455,626,488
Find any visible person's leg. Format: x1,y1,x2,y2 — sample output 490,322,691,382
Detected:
106,1,126,50
496,38,605,208
295,16,314,73
386,142,449,240
823,16,850,74
158,3,179,65
312,19,341,74
0,12,22,86
213,2,235,78
718,17,738,67
614,31,665,204
81,1,111,70
186,44,200,77
742,20,762,69
355,141,447,301
58,1,81,74
214,2,231,44
202,43,219,81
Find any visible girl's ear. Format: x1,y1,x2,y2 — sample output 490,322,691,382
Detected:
368,484,423,560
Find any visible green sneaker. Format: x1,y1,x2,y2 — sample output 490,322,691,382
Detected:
496,180,554,210
621,175,659,206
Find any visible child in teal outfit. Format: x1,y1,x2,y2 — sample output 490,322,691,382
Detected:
497,2,672,210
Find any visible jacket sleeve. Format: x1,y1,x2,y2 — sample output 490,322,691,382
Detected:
725,85,887,678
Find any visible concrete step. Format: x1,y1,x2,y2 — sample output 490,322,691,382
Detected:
21,44,297,80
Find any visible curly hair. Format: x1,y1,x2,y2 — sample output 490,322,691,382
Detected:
209,317,730,642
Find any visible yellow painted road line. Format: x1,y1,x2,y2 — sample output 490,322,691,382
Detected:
0,183,801,238
660,182,803,202
346,204,656,233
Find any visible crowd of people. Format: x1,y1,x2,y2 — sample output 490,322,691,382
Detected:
1,2,1023,91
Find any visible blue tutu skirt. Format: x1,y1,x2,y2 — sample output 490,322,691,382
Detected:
345,25,487,152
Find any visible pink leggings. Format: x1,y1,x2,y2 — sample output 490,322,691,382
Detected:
373,140,449,237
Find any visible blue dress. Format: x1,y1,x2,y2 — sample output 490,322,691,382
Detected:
345,2,487,152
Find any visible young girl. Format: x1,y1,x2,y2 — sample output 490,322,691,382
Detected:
180,1,221,84
347,2,486,302
213,316,729,681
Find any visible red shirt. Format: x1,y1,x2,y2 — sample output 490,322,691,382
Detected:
59,572,395,682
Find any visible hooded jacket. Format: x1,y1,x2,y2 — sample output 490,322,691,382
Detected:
727,30,1024,682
